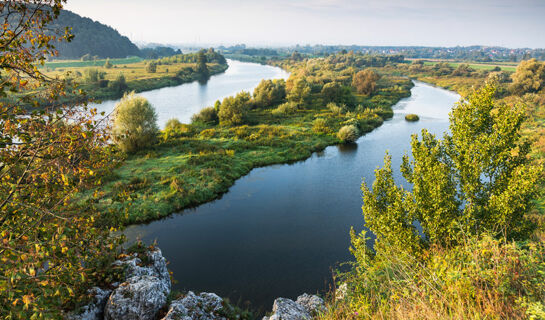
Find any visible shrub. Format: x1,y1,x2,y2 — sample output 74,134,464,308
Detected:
218,91,251,126
404,114,419,122
146,61,157,73
162,118,194,140
104,58,113,69
191,107,218,124
108,73,128,94
337,125,359,143
287,77,311,106
112,92,158,153
352,69,380,95
271,101,299,116
321,82,355,106
510,58,545,95
312,118,330,134
327,102,345,115
83,68,105,83
253,79,286,108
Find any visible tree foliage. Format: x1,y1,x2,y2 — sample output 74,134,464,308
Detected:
352,69,380,95
0,2,121,318
218,91,251,126
253,79,286,108
321,82,355,107
360,84,542,255
196,50,210,81
112,92,158,153
510,58,545,95
287,77,311,106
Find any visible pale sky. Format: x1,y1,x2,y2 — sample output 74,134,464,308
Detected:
64,0,545,48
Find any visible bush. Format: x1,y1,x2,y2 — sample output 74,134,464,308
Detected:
104,58,113,69
83,68,105,83
287,77,311,106
312,118,330,134
112,92,158,153
218,91,251,126
321,82,355,106
404,114,419,122
108,73,128,94
337,125,359,143
327,102,345,115
271,101,299,116
253,79,286,108
191,107,218,124
352,69,380,95
163,118,194,139
146,61,157,73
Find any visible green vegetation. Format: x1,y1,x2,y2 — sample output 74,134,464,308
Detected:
112,93,159,153
52,10,141,59
320,55,545,319
81,53,413,225
404,113,419,121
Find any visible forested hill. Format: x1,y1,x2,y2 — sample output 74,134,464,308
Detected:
53,10,141,59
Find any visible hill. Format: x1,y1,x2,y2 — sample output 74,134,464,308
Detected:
53,10,141,59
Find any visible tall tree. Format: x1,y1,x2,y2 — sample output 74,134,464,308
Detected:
196,49,209,81
360,83,541,255
0,1,120,317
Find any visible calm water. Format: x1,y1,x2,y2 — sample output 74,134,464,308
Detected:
123,80,460,310
91,59,289,127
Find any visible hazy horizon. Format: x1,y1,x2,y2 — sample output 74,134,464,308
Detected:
65,0,545,49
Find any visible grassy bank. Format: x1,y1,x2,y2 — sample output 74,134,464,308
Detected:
82,72,412,225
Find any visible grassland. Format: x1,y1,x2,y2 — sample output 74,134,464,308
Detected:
81,75,413,225
43,56,143,69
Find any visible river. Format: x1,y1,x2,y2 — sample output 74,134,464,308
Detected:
114,61,460,311
91,59,289,127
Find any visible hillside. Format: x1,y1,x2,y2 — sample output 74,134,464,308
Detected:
53,10,141,59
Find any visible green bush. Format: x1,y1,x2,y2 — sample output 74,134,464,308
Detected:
112,92,158,153
218,91,251,126
253,79,286,108
271,101,299,116
146,61,157,73
404,113,419,122
191,106,218,124
108,73,128,94
312,118,330,134
337,125,359,143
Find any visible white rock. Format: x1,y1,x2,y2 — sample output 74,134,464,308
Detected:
65,287,111,320
162,291,226,320
113,248,171,291
104,275,169,320
262,297,311,320
335,283,348,301
296,294,325,315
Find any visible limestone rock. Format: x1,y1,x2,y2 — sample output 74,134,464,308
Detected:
65,287,111,320
162,291,226,320
114,247,171,291
295,294,325,315
262,297,311,320
104,275,169,320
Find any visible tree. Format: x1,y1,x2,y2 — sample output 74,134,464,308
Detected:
104,58,113,68
146,61,157,73
321,82,355,107
287,78,311,106
0,1,121,318
338,125,359,143
253,79,286,108
510,58,545,95
218,91,251,126
360,84,541,255
108,73,128,94
112,92,158,153
352,69,380,95
196,50,209,81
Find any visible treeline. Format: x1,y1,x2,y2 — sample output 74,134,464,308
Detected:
52,10,141,59
154,48,227,65
218,44,545,62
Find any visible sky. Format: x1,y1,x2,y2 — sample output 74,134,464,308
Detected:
64,0,545,48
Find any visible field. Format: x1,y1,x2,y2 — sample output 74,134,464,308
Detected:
43,56,143,69
418,60,517,72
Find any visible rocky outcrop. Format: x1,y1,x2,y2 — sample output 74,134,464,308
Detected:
263,294,325,320
66,287,111,320
104,275,169,320
162,291,226,320
104,248,171,320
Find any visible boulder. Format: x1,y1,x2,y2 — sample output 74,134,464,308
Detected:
113,247,171,291
262,297,311,320
296,294,325,315
162,291,226,320
65,287,111,320
104,275,169,320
